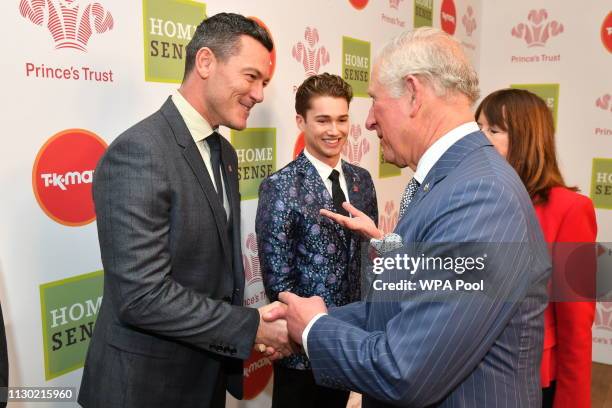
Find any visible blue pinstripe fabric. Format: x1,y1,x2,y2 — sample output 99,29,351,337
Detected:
306,132,551,407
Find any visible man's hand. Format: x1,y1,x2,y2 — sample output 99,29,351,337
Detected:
264,292,327,345
346,392,362,408
255,301,295,360
320,202,382,240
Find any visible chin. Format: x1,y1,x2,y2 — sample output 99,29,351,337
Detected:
228,119,247,131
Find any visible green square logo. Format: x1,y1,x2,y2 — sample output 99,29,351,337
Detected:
414,0,434,28
342,36,371,97
510,83,560,128
591,158,612,209
143,0,207,83
379,146,401,178
40,271,104,380
230,128,276,200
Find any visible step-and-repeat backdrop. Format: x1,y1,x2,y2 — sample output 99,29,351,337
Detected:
0,0,609,407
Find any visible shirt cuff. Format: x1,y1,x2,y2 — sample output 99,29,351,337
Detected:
302,313,327,357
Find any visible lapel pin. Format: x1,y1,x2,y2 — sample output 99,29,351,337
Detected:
353,185,359,192
423,183,430,192
228,165,233,173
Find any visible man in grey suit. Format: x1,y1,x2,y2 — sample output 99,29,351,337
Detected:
79,13,291,408
265,28,551,407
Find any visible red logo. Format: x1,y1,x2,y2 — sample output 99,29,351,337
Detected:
292,27,330,77
595,302,612,332
511,9,564,47
250,16,276,78
32,129,107,226
602,11,612,53
462,6,477,37
243,350,273,399
388,0,402,9
342,125,370,165
243,233,262,285
293,132,305,159
378,200,399,234
349,0,369,10
596,94,612,112
20,0,114,52
440,0,457,35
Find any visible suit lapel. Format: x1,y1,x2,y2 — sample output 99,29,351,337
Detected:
159,97,232,260
296,153,349,248
220,139,240,221
408,131,492,211
342,162,365,261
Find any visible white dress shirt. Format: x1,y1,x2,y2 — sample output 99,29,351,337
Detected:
303,148,350,205
302,121,481,355
172,90,230,218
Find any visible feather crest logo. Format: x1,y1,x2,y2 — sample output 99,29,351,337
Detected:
511,9,563,47
292,27,330,77
20,0,113,51
342,125,370,165
243,233,262,285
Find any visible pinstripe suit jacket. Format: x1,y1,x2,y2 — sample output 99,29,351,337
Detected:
306,132,551,407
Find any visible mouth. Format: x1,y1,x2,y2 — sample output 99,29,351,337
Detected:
322,137,343,147
239,102,253,115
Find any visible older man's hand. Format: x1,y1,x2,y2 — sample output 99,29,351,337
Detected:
320,202,383,240
255,301,296,360
263,292,328,345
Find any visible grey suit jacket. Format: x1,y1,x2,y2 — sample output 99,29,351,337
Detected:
307,132,551,407
78,98,259,408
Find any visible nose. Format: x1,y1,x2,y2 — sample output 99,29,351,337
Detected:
250,81,265,103
328,121,341,135
365,105,376,131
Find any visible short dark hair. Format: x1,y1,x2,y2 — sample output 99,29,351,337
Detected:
295,73,353,118
183,13,273,79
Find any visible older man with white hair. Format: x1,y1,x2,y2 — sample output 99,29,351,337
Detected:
264,27,551,407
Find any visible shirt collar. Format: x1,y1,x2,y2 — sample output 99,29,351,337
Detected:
413,121,480,184
172,89,215,142
303,148,344,181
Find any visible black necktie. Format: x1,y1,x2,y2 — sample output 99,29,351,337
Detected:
206,132,225,209
329,169,349,217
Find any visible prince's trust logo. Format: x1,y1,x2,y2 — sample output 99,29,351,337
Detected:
342,125,370,165
292,27,330,77
511,9,564,47
19,0,113,51
243,233,262,285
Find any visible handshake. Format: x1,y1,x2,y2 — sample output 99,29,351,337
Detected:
253,292,328,361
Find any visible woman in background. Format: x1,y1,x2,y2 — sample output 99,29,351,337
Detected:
476,88,596,408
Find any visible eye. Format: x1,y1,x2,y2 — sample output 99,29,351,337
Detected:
246,73,256,81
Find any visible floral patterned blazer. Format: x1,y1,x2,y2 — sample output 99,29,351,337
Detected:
255,152,378,369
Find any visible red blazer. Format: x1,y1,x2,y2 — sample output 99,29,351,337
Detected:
535,187,597,408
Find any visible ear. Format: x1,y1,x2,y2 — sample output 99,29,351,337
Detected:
296,114,306,131
194,47,215,79
403,75,424,117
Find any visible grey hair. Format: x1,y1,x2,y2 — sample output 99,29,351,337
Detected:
376,27,480,103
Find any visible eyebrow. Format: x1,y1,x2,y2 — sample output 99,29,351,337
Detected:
313,114,349,119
